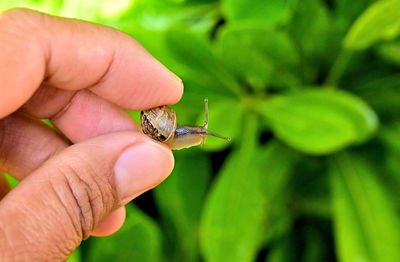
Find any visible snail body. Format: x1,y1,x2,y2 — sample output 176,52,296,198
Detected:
141,99,230,150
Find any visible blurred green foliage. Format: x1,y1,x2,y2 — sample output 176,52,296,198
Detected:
2,0,400,261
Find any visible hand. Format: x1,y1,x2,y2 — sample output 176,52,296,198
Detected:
0,8,183,261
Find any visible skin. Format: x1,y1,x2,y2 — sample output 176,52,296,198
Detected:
0,8,183,261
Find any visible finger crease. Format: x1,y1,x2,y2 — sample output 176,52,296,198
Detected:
49,91,79,123
91,175,104,217
65,173,93,239
87,48,117,90
49,176,83,241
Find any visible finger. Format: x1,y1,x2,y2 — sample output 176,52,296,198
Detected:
23,88,140,142
0,8,183,119
1,92,142,178
0,113,69,179
0,113,129,237
0,174,10,200
0,131,173,260
91,206,126,237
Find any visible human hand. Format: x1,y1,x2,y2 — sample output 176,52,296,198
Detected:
0,8,183,261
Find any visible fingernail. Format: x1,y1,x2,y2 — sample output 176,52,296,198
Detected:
173,73,183,86
172,73,184,93
114,141,174,203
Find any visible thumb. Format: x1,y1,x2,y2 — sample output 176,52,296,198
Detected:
0,131,173,261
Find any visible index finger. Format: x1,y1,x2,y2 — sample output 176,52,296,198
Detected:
0,8,183,118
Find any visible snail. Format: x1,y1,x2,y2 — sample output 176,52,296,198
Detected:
140,99,230,150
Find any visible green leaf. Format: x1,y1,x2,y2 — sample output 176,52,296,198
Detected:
267,227,328,262
153,150,211,262
125,28,170,63
330,152,400,262
259,88,378,155
0,0,63,14
58,0,133,21
124,27,235,104
380,122,400,156
344,0,400,50
86,205,163,262
41,118,54,127
378,123,400,202
301,227,330,262
200,112,297,262
384,152,400,209
126,110,141,125
289,0,338,82
350,73,400,118
66,247,81,262
215,24,300,90
5,173,19,188
377,40,400,66
165,28,241,96
261,190,293,247
222,0,296,25
112,0,219,34
289,156,331,218
333,0,374,31
217,25,299,66
266,236,296,262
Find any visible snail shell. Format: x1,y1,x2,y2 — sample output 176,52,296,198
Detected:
140,106,177,142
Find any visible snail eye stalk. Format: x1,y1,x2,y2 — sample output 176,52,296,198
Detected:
202,98,230,141
203,98,209,128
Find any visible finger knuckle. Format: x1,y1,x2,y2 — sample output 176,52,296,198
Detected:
0,8,49,50
0,8,42,29
50,151,117,239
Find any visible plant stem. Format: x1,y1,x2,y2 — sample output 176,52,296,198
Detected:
239,111,258,160
325,49,353,87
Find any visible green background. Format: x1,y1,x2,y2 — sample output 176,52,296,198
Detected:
2,0,400,261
